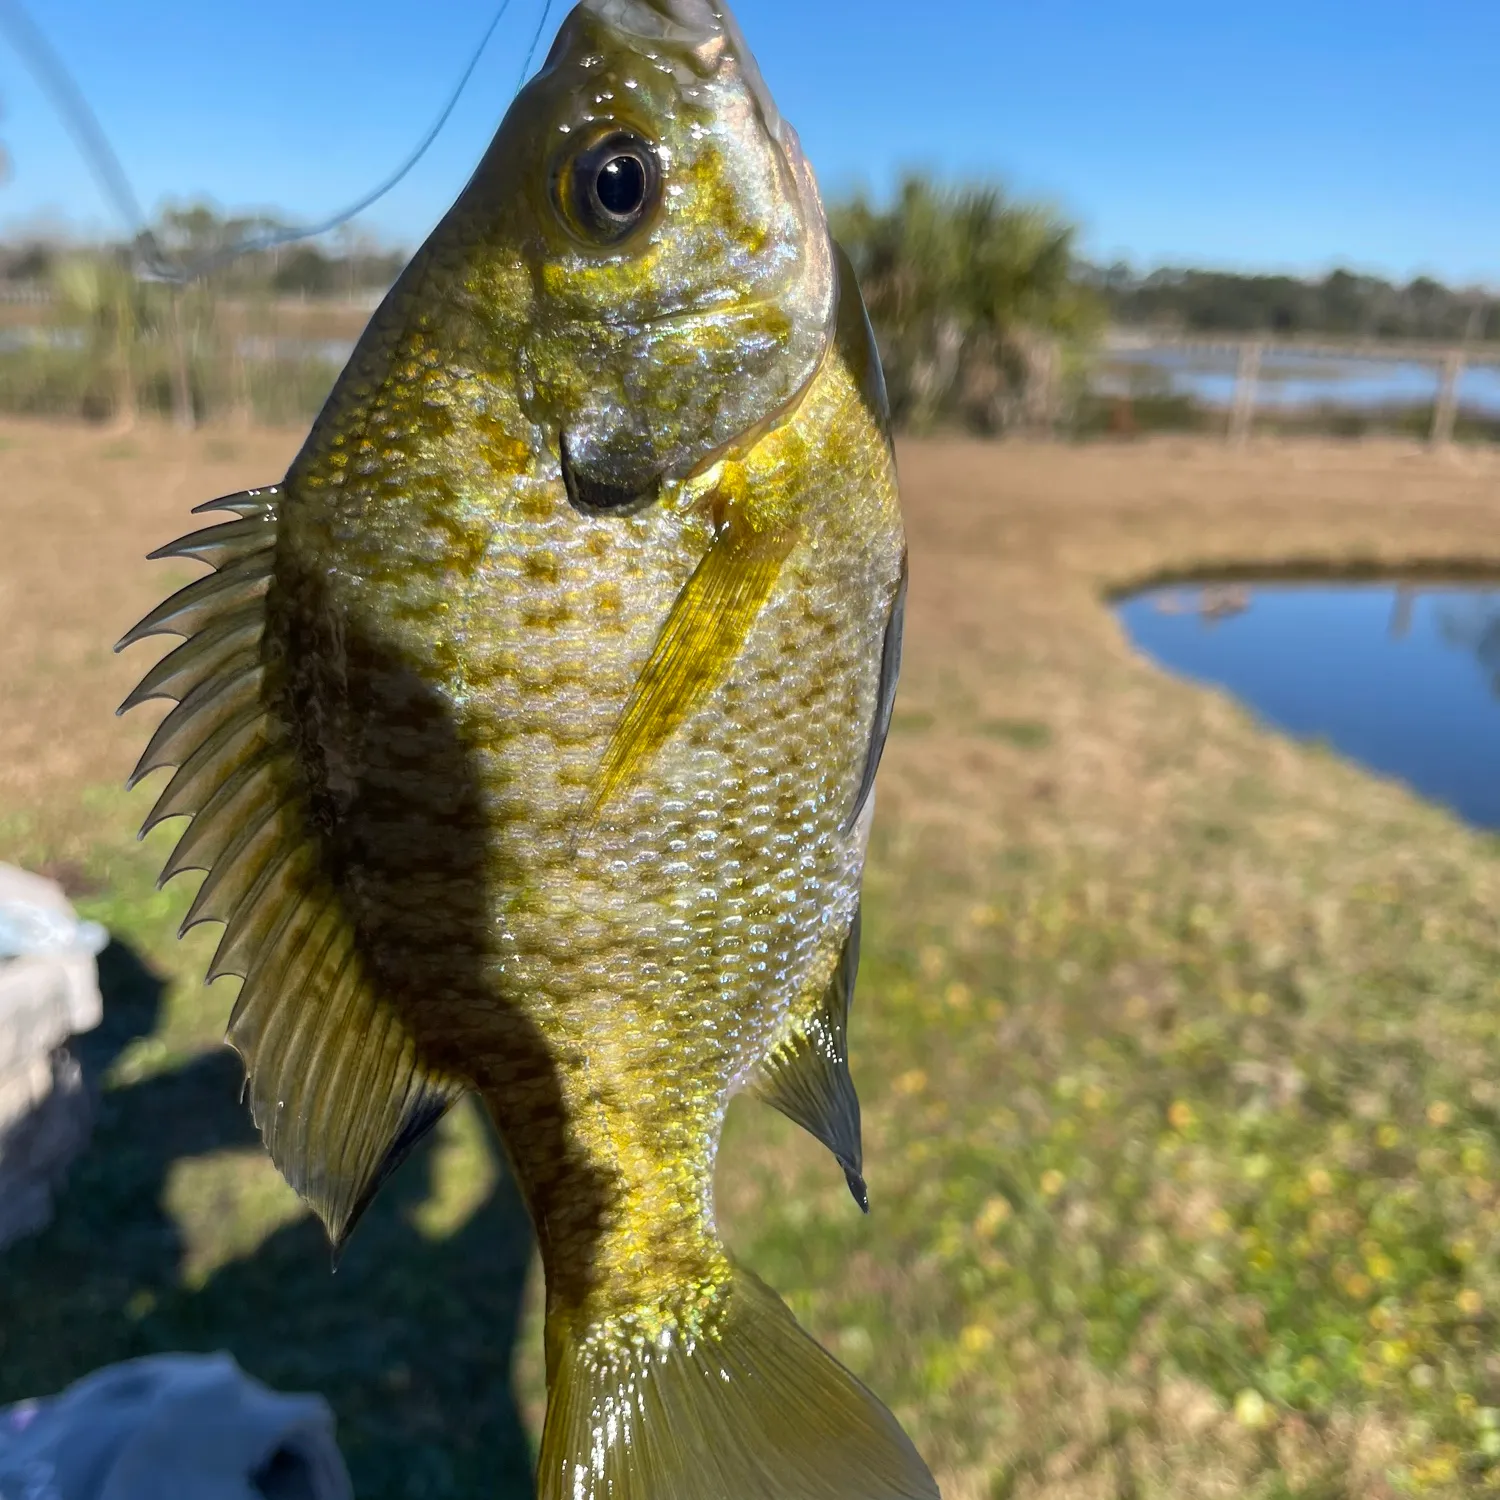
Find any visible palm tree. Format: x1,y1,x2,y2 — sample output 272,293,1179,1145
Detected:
832,176,1103,433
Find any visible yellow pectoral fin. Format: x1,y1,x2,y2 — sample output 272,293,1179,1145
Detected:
591,518,796,817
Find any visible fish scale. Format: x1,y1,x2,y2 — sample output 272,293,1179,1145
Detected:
120,0,935,1495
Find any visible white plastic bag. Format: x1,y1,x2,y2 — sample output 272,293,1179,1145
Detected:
0,1353,352,1500
0,897,107,963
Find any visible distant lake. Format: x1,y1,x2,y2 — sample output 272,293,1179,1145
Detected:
0,327,84,353
0,327,356,364
233,335,356,364
1097,346,1500,415
1117,584,1500,828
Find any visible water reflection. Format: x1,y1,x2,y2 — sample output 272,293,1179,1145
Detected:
1118,582,1500,827
1435,596,1500,696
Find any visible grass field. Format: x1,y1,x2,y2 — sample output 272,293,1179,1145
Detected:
4,419,1500,1497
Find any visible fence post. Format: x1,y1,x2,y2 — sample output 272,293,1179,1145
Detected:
169,290,195,431
1432,349,1464,447
1229,340,1262,445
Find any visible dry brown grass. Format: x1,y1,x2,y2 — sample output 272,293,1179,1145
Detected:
880,435,1500,878
5,422,1494,827
0,419,300,811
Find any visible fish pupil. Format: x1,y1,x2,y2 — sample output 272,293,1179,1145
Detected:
596,155,647,218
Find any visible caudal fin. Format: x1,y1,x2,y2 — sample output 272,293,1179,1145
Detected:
538,1265,938,1500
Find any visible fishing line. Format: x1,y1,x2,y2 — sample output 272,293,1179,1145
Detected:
0,0,150,233
516,0,557,92
0,0,540,283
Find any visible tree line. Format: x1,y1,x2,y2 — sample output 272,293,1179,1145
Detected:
1,189,1495,433
1088,264,1500,344
1,203,405,297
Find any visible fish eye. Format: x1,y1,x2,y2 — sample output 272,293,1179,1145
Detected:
558,131,662,246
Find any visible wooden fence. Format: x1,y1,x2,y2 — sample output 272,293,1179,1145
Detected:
1106,331,1500,446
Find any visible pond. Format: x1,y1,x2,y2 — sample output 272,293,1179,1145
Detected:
1117,583,1500,828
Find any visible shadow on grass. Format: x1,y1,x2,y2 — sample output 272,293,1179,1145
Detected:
0,939,538,1499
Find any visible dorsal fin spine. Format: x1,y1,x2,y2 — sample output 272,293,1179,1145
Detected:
148,516,277,567
129,672,264,788
192,487,280,519
209,847,307,983
116,552,273,652
123,484,464,1253
142,717,269,834
121,610,263,711
178,803,298,935
159,763,284,883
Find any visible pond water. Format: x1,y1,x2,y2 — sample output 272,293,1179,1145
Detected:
1097,347,1500,415
1117,584,1500,828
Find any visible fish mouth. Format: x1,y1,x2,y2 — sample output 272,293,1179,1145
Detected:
559,430,662,516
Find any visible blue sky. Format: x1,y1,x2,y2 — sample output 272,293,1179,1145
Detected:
1,0,1497,283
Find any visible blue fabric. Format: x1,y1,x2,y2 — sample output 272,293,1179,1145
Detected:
0,1354,351,1500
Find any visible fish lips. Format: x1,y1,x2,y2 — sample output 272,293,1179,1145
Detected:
558,430,662,517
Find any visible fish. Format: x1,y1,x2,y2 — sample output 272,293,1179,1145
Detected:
118,1,932,1496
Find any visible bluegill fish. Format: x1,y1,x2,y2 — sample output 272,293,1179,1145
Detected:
120,0,931,1495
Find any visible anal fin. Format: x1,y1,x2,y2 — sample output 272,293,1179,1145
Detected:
845,554,906,835
753,907,867,1211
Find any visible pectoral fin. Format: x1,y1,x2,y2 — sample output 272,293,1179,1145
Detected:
832,238,894,451
119,488,463,1253
591,516,795,816
844,554,906,835
753,907,867,1211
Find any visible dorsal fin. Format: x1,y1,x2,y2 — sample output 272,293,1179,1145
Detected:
118,487,463,1250
752,907,867,1211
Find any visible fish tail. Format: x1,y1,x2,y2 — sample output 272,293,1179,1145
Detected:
537,1263,938,1500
